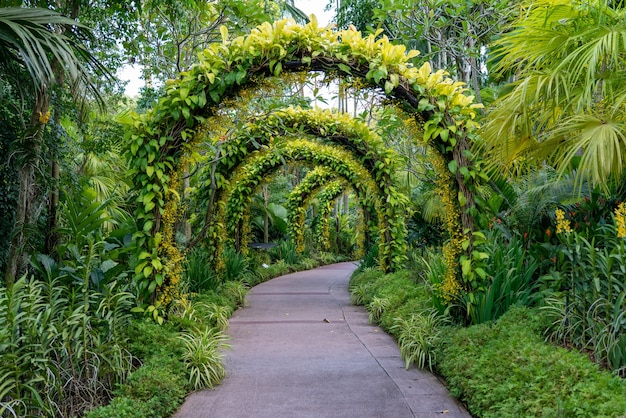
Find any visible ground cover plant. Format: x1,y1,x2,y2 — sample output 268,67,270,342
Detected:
350,263,626,417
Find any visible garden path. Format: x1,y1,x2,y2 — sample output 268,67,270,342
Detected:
174,262,469,418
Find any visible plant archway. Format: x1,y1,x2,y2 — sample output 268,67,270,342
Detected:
127,17,483,303
217,139,398,271
285,167,361,255
191,106,409,271
314,180,353,253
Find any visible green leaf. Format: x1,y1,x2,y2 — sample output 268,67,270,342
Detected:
338,63,352,74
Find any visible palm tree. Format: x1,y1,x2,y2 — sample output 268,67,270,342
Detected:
0,7,100,282
481,0,626,189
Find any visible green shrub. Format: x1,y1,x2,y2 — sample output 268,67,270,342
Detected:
116,356,187,417
84,397,149,418
437,306,626,417
179,327,231,390
368,296,389,324
391,309,447,371
184,248,219,293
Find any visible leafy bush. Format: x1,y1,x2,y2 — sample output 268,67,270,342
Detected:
179,327,231,390
437,306,626,417
184,247,219,293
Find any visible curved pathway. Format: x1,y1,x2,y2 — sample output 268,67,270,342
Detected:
174,262,469,418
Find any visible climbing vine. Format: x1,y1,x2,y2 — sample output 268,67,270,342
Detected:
285,167,360,255
286,167,340,253
217,139,393,270
315,181,358,255
126,17,483,305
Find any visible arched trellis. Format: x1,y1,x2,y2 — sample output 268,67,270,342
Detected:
192,106,409,272
193,107,406,245
127,18,483,303
314,180,352,253
285,166,362,254
217,139,397,270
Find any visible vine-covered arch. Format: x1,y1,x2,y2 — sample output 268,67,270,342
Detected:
127,17,483,303
193,106,409,270
218,139,397,269
285,167,360,254
315,180,352,253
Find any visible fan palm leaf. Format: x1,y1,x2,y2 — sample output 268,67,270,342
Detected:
0,7,95,90
481,0,626,189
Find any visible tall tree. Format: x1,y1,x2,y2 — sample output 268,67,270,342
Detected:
0,6,103,282
372,0,511,101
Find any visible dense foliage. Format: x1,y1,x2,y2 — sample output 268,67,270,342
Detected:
2,0,626,415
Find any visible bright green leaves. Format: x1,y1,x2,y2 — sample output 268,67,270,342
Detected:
125,16,482,304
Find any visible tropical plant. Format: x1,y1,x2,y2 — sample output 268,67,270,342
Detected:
0,274,134,417
0,6,105,282
544,219,626,374
184,247,220,293
203,303,233,331
368,296,389,324
350,282,372,306
219,280,249,307
390,309,447,371
179,327,231,390
458,234,543,325
222,247,251,282
482,0,626,189
269,239,301,265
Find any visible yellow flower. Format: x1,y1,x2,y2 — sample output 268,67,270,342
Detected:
38,110,51,124
615,202,626,238
555,208,573,234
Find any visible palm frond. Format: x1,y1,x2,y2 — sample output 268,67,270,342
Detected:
0,7,107,106
550,113,626,188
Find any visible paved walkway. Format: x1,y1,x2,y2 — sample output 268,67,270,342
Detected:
174,262,470,418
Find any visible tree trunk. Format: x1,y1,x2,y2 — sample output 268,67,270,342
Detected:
263,185,269,244
5,88,50,283
45,160,60,255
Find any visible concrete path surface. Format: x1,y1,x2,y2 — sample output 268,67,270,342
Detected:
174,262,470,418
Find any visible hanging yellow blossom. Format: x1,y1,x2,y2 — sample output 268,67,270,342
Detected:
38,110,51,124
615,202,626,238
555,208,573,234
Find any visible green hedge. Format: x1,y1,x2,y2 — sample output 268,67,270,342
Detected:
350,269,626,417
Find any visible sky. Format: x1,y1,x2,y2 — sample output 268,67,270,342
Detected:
118,1,335,97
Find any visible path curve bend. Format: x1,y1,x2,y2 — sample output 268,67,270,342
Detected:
174,262,470,418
